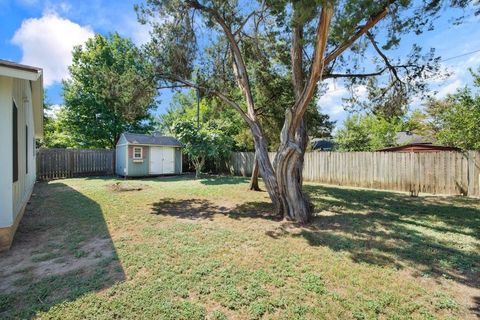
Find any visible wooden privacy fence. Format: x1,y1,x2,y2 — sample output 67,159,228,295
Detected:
227,151,480,197
37,148,115,181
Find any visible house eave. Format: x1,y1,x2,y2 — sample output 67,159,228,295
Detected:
0,61,44,138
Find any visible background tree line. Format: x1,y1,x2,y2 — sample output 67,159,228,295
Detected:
334,68,480,151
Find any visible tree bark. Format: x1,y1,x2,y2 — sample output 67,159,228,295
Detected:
274,112,311,223
249,122,284,215
248,154,261,191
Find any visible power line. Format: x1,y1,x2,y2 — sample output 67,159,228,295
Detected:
440,48,480,62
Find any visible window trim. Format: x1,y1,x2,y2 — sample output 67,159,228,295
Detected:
133,146,143,159
13,100,18,182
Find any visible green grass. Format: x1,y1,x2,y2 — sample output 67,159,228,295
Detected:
0,175,478,319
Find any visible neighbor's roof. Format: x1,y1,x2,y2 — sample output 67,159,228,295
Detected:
123,133,182,147
395,131,433,145
311,139,334,150
378,143,460,152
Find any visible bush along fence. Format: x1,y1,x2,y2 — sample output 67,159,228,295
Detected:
36,148,115,181
227,151,480,197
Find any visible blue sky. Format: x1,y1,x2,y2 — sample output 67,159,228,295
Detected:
1,0,479,129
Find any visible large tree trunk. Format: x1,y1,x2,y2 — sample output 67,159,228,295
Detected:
269,23,313,223
248,154,261,191
249,123,285,215
273,112,312,223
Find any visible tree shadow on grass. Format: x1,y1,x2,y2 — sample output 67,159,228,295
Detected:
150,182,479,289
0,182,125,319
150,198,280,221
296,184,480,289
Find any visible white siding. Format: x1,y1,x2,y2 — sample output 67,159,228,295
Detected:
6,78,36,226
0,76,13,228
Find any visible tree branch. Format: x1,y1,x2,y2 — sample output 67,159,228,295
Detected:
160,74,251,125
233,10,257,36
323,0,396,66
291,25,305,99
323,68,388,79
185,0,257,120
365,31,402,83
290,3,334,131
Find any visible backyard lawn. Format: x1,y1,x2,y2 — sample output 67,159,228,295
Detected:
0,176,478,319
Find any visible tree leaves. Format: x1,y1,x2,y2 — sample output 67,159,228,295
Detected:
62,33,157,148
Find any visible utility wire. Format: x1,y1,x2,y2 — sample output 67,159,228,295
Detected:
440,48,480,62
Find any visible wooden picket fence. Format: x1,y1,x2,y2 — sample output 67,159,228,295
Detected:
36,148,115,181
227,151,480,197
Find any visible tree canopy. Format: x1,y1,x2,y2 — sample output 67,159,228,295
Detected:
136,0,478,222
62,33,157,149
421,68,480,150
334,114,404,151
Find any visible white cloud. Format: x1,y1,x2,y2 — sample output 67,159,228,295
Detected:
123,14,151,45
11,12,94,86
318,80,369,126
44,104,63,118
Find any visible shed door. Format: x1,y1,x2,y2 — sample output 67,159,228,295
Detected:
149,147,163,174
162,148,175,174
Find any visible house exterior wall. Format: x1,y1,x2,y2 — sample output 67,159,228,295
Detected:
127,145,150,176
0,76,37,251
115,135,127,176
12,78,36,220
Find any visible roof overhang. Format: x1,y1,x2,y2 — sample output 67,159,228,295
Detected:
377,143,459,152
0,60,44,138
124,143,182,148
31,76,44,138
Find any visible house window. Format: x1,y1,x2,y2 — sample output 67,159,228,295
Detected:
12,101,18,182
26,125,29,174
133,147,143,159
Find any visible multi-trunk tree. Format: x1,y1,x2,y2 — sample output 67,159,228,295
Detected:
137,0,476,223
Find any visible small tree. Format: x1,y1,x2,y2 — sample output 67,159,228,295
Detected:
335,114,402,151
172,121,233,178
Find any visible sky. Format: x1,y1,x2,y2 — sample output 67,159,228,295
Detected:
1,0,479,129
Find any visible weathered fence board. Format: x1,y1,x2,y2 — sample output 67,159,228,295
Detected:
227,151,480,197
37,148,114,181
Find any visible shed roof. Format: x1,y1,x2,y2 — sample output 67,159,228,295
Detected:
122,133,182,147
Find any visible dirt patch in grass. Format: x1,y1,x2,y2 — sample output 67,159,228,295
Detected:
107,182,149,192
0,181,124,318
0,231,116,294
